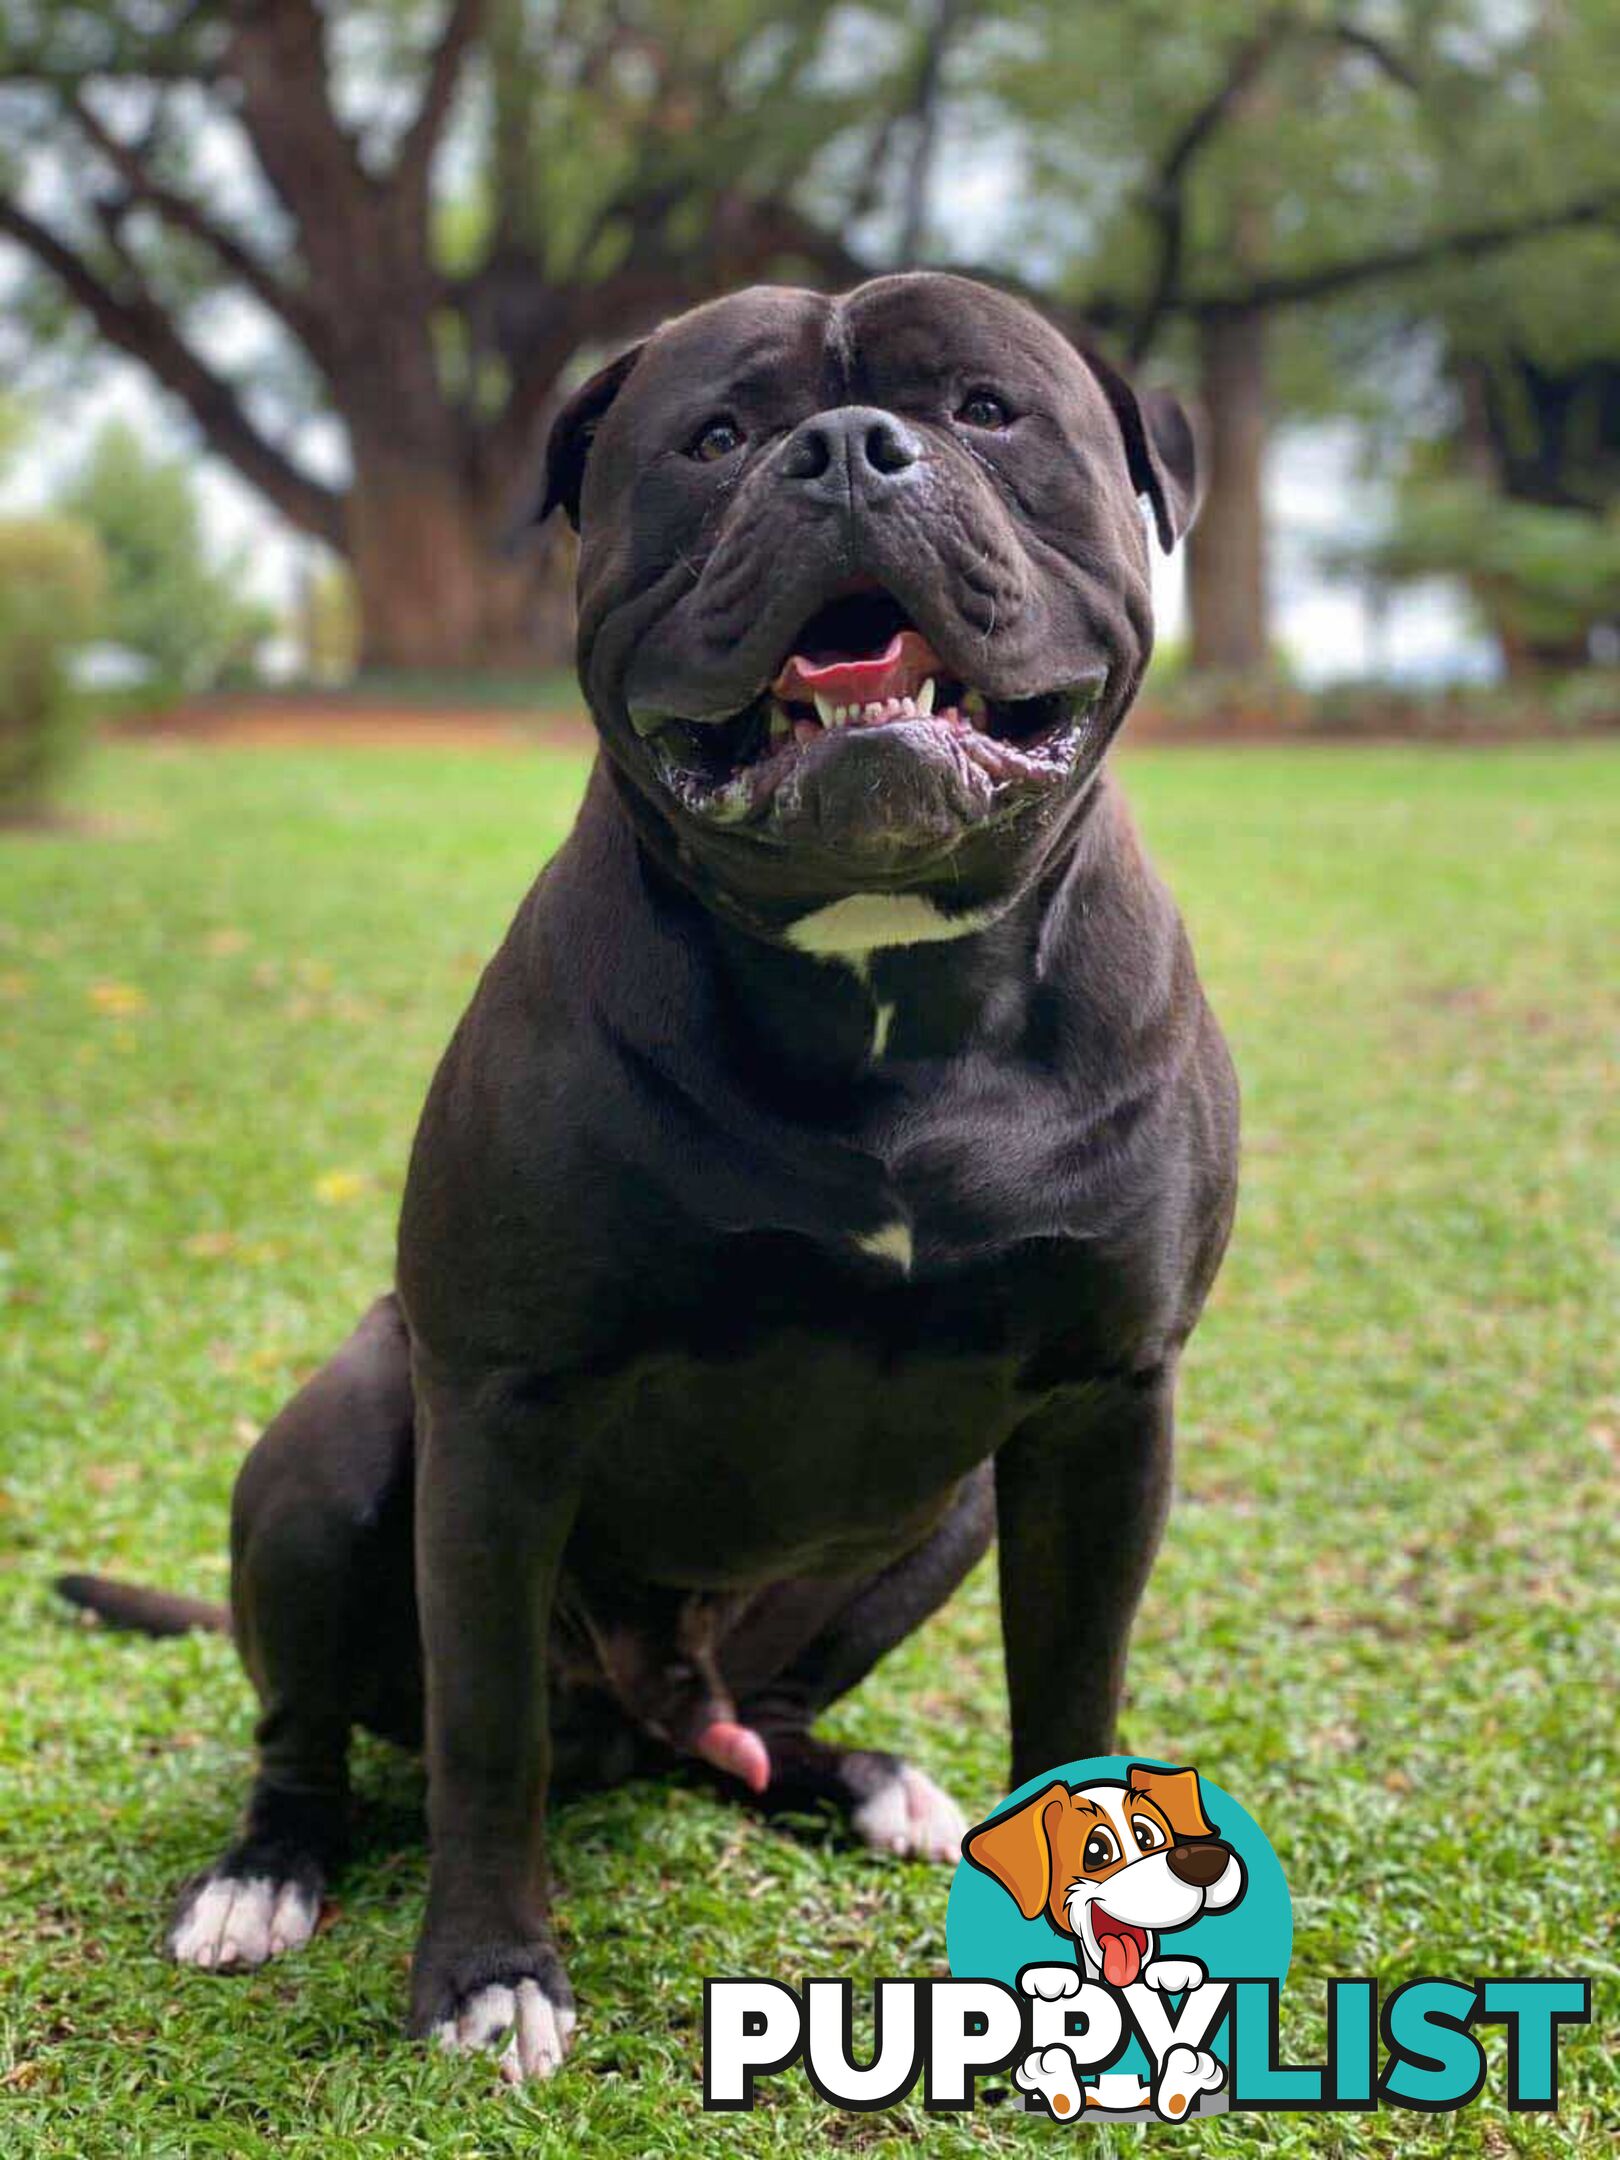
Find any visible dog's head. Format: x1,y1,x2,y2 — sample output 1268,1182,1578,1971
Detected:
964,1764,1245,1989
537,272,1197,928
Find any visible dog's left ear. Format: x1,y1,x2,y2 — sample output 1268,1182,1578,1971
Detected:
1127,1763,1216,1844
1082,348,1200,553
535,340,647,531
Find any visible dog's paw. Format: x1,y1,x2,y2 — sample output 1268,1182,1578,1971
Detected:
850,1763,965,1863
434,1977,577,2087
1020,1962,1083,2001
1154,2043,1224,2122
168,1872,320,1971
1013,2043,1085,2119
1142,1955,1206,1995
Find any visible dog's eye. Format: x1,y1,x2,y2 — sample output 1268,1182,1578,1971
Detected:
690,416,745,463
1131,1814,1166,1853
956,389,1011,430
1082,1828,1118,1870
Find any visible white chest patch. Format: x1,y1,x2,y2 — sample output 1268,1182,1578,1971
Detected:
788,892,1003,1062
856,1218,914,1272
786,892,1005,961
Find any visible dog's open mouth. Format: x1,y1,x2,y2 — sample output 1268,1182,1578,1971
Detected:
1089,1906,1149,1989
643,588,1104,825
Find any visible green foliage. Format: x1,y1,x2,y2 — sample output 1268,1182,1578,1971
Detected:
0,513,105,816
58,423,276,697
1347,476,1620,657
1,740,1615,2152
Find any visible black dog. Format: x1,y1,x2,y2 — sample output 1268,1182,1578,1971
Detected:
60,272,1238,2085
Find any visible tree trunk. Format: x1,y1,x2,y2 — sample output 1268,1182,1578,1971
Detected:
343,446,573,674
1186,307,1270,674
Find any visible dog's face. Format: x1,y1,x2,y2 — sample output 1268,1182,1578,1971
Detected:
964,1765,1245,1988
541,273,1197,924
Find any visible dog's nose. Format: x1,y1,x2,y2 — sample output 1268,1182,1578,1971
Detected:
1166,1842,1229,1888
779,406,922,498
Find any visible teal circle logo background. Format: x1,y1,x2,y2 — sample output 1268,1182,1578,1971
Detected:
945,1757,1291,2082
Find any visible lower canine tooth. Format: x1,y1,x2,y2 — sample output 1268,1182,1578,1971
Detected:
769,709,789,741
916,678,936,715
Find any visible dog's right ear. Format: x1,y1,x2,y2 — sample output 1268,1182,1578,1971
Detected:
535,341,646,531
963,1781,1069,1920
1080,346,1201,553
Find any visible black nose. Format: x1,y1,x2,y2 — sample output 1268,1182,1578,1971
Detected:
1166,1841,1230,1888
779,406,922,498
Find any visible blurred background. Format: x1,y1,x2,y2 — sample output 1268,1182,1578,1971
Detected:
2,0,1618,797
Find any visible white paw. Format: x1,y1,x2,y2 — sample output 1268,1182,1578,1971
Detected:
1143,1955,1206,1994
851,1764,966,1863
1020,1962,1083,2001
434,1979,576,2086
169,1875,319,1970
1155,2043,1224,2121
1014,2042,1084,2119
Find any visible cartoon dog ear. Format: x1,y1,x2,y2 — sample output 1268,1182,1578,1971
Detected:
963,1781,1069,1920
535,340,647,531
1081,347,1201,554
1126,1764,1216,1844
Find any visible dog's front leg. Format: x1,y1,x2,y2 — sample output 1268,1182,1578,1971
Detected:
407,1360,583,2084
994,1376,1174,1786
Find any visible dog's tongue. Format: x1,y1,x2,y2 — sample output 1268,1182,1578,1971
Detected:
771,630,939,709
1101,1932,1142,1989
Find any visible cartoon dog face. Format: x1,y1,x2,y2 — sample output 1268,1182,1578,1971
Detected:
964,1764,1245,1988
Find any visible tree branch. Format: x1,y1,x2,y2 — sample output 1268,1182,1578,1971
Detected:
1124,9,1431,362
1126,11,1288,361
895,0,966,267
394,0,484,201
65,89,329,357
0,194,345,548
224,0,376,279
1192,187,1620,317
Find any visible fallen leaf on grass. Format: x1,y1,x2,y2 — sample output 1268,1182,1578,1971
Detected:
314,1169,368,1205
88,981,147,1016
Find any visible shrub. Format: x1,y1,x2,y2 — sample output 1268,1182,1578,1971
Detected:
0,516,106,818
1343,478,1620,669
59,422,275,696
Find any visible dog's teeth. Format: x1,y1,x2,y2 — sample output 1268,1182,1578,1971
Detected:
916,677,936,715
768,709,789,742
813,694,838,728
962,688,987,719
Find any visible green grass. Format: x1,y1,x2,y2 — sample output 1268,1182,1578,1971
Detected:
2,738,1615,2157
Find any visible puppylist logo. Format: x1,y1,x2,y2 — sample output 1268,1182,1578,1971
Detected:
704,1757,1590,2119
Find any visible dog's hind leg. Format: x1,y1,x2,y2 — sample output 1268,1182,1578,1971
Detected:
170,1295,420,1971
719,1464,993,1862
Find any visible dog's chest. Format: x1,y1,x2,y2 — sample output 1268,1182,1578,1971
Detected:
570,1219,1141,1585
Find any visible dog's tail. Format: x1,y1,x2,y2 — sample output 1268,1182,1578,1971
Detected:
55,1572,229,1638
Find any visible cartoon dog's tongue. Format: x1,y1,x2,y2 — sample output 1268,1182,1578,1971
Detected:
1095,1915,1146,1988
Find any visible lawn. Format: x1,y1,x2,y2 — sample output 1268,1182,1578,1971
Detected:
1,736,1615,2158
